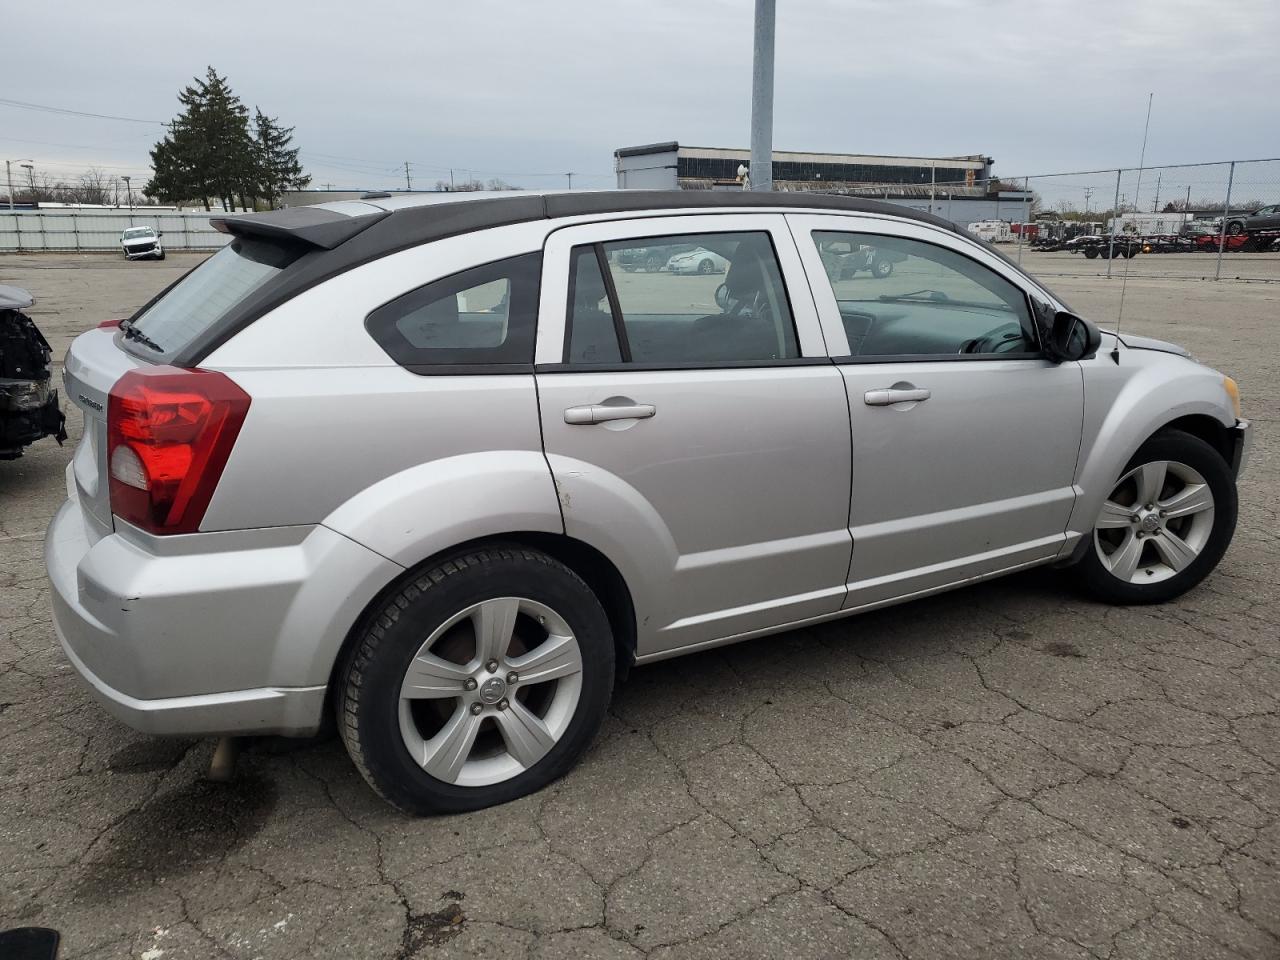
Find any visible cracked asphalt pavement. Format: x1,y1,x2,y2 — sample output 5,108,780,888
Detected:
2,253,1278,959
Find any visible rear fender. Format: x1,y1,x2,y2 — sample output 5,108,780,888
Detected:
322,450,564,567
544,453,678,652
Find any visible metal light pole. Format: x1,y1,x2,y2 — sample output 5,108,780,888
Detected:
5,158,32,210
1107,169,1122,279
748,0,776,192
1215,161,1235,282
122,176,134,225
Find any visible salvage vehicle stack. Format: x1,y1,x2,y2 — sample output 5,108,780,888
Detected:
0,285,66,459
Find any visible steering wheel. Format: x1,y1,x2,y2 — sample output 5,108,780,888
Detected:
960,327,1026,355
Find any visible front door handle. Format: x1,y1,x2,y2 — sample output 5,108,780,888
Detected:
864,387,931,406
564,402,656,425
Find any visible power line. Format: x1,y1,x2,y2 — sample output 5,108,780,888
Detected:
0,97,165,125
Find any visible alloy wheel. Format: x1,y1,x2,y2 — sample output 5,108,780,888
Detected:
1093,459,1215,584
398,597,583,787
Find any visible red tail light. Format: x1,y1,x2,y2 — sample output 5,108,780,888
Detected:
107,367,251,535
97,319,123,329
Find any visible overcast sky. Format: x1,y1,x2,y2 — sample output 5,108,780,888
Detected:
3,0,1277,197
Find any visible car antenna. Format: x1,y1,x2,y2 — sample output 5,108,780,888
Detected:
1112,92,1154,364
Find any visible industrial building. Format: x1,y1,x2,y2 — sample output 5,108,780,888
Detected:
614,141,1034,225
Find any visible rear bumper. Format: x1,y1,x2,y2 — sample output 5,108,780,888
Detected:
1230,418,1252,479
45,497,399,737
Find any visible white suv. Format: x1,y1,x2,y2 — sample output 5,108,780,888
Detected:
120,226,165,260
47,191,1249,813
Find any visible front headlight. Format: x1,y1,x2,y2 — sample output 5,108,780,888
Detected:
1224,376,1242,418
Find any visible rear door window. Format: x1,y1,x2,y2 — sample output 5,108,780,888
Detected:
565,231,799,366
129,238,302,356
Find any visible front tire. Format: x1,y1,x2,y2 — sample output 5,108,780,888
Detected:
1073,431,1237,604
338,545,614,814
870,258,893,279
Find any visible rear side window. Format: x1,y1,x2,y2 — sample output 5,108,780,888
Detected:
564,231,799,366
130,238,301,355
366,253,541,372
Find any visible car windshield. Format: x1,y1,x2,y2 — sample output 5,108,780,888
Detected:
123,228,155,239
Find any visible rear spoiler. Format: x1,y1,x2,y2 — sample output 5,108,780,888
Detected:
210,206,389,251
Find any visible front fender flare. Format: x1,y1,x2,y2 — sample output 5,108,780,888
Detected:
1067,361,1234,542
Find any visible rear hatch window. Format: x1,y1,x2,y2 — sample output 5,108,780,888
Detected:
125,238,302,360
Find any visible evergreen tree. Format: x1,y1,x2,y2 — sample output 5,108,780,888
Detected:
145,67,305,211
253,108,310,207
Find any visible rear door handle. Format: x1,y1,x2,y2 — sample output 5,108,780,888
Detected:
564,402,656,425
864,387,931,406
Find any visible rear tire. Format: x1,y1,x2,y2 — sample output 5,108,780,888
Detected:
871,258,893,279
1072,430,1236,605
1084,248,1099,260
1227,221,1245,236
337,545,614,814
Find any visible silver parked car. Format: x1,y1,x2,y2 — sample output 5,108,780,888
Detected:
47,191,1250,813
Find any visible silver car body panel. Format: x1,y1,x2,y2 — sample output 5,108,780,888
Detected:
787,213,1084,604
44,196,1247,736
46,496,398,735
61,326,148,536
534,214,850,654
1066,336,1236,545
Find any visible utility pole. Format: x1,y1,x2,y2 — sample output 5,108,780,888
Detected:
566,172,574,190
1151,171,1161,212
449,169,455,191
748,0,776,191
929,161,936,214
404,161,413,191
1083,186,1093,216
122,175,134,225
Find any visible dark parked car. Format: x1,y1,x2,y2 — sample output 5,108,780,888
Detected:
615,242,698,272
1225,204,1280,236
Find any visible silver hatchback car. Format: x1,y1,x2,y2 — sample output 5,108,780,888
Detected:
47,191,1250,813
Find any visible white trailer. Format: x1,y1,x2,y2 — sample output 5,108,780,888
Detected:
1107,212,1192,236
967,220,1012,243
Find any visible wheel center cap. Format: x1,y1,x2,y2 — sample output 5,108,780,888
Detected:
478,677,507,704
1139,513,1161,533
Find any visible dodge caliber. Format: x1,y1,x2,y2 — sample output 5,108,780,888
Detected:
46,191,1250,813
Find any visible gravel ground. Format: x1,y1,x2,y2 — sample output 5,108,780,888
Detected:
1,252,1277,959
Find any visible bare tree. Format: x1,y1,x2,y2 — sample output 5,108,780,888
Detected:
76,168,113,205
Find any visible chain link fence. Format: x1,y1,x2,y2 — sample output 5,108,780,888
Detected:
0,210,228,253
1007,159,1280,281
2,159,1278,281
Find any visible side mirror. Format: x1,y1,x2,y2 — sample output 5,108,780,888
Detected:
1043,310,1101,363
714,282,730,312
157,231,164,237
